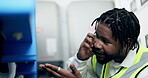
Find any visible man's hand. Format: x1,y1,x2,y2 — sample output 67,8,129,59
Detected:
39,63,82,78
77,33,95,60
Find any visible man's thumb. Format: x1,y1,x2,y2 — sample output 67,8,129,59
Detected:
70,64,80,75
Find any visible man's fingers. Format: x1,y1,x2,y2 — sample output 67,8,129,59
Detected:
44,63,66,75
39,64,47,70
44,67,63,78
87,33,95,39
39,64,63,78
70,64,80,75
45,63,58,71
70,64,82,78
39,63,82,78
83,33,96,48
44,63,65,78
39,64,45,68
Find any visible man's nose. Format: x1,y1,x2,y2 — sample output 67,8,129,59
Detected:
93,39,103,49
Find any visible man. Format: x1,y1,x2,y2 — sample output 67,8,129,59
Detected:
39,8,148,78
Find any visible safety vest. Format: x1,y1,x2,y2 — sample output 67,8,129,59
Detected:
92,45,148,78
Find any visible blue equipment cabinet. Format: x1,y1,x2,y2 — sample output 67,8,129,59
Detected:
0,0,37,78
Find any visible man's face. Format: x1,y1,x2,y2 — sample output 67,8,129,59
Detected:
93,23,123,64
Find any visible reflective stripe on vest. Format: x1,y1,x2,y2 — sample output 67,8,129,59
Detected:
92,45,148,78
92,55,97,72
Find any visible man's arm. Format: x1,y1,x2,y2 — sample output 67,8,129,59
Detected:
39,33,96,78
66,33,97,78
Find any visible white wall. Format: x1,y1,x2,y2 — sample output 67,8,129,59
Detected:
36,1,61,62
115,0,148,47
135,2,148,47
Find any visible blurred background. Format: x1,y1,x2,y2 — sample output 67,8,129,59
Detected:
0,0,148,78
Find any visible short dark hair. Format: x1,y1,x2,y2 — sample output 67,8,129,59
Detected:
91,8,140,50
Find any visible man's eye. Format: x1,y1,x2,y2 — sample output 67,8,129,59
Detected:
94,32,111,44
102,39,110,44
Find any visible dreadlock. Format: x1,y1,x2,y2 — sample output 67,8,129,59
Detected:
91,8,140,50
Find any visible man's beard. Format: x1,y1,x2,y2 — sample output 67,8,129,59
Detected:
92,47,115,64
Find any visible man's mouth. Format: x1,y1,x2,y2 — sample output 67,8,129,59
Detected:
92,47,113,64
92,47,104,55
